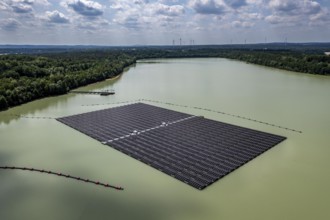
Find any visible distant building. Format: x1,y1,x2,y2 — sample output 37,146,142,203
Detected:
325,52,330,56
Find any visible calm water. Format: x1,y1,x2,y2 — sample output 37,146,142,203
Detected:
1,58,330,220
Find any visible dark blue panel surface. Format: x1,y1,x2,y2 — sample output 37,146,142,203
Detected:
57,103,286,190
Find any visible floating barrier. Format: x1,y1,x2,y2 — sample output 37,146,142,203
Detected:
0,166,124,191
4,114,56,120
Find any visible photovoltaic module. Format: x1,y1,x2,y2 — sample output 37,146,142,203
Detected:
57,103,286,190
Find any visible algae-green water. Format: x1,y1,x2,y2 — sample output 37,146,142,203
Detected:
1,58,330,220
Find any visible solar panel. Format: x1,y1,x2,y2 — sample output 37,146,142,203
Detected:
57,103,286,190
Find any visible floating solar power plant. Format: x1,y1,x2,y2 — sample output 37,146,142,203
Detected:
57,103,286,190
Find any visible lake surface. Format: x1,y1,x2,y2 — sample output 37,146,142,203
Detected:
1,58,330,220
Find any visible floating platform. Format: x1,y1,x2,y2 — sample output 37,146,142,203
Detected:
57,103,286,190
70,90,115,96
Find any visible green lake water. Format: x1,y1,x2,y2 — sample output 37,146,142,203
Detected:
1,58,330,220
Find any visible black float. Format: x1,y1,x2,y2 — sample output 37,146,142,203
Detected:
57,103,286,190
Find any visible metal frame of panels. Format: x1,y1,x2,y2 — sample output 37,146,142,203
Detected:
57,103,286,190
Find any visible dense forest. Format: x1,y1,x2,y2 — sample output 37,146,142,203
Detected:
128,48,330,75
0,51,135,110
0,46,329,111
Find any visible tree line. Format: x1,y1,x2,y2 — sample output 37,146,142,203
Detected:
0,47,329,111
0,51,136,110
126,47,330,75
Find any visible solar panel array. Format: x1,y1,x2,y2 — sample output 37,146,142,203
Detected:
57,103,286,190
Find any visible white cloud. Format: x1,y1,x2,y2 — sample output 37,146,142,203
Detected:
8,0,50,6
151,3,185,16
63,0,104,17
11,3,33,13
12,0,34,4
0,3,8,10
189,0,228,15
232,20,254,28
268,0,322,15
266,0,326,26
268,0,299,13
1,0,330,44
77,18,109,30
225,0,247,9
46,10,70,23
110,1,186,30
0,18,21,31
34,0,51,5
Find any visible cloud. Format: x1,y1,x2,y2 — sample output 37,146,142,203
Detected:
266,0,325,26
34,0,51,5
3,0,50,14
268,0,322,15
151,3,185,16
3,0,50,10
0,18,20,31
113,12,143,29
232,20,254,28
11,3,33,13
268,0,299,13
46,10,70,23
304,1,322,15
134,0,149,5
77,18,109,30
190,0,227,15
9,0,50,5
12,0,34,5
0,3,8,10
225,0,247,9
111,1,186,30
64,0,104,17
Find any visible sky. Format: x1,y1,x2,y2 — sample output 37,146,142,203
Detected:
0,0,329,45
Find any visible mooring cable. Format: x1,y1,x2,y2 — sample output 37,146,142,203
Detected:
80,99,302,133
0,166,124,191
140,99,302,134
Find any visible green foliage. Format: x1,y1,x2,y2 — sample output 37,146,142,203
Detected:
0,47,329,111
0,51,136,110
126,48,330,75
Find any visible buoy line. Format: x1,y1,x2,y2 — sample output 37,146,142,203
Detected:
81,99,302,134
0,166,124,191
81,100,140,107
140,99,302,134
3,114,56,120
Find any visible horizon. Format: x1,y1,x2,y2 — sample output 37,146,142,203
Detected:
1,0,330,45
1,41,330,47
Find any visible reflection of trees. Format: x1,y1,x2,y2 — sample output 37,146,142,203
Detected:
0,93,72,125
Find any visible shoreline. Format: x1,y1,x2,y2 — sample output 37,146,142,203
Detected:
0,60,136,112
